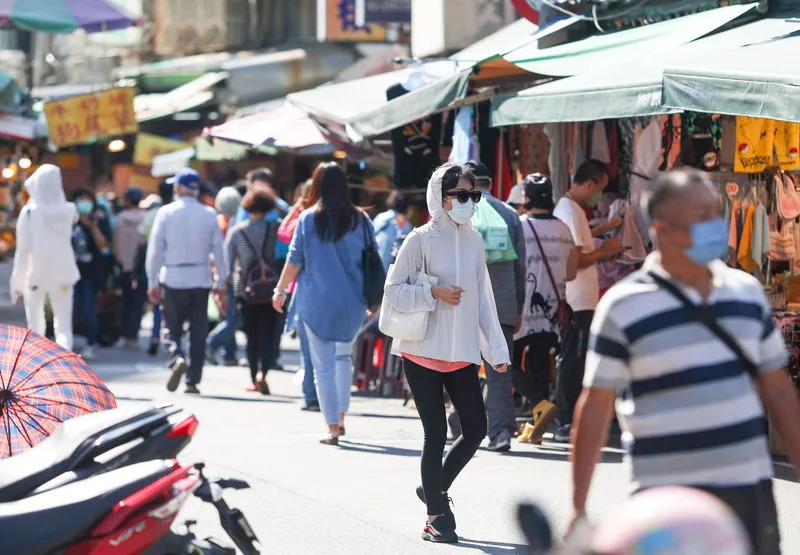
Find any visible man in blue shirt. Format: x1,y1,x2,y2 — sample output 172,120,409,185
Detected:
147,168,228,394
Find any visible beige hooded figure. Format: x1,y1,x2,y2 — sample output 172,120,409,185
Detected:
10,164,80,349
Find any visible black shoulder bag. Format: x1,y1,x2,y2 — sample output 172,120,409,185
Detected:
361,214,387,310
647,271,759,381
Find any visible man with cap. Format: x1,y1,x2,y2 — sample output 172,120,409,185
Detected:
114,187,146,350
448,160,526,452
146,168,229,394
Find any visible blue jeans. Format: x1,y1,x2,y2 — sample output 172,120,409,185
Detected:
303,323,354,426
296,318,317,404
74,277,99,346
207,287,238,361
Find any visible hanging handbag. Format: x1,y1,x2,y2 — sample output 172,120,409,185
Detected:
527,219,574,329
361,214,387,310
379,230,439,341
775,171,800,221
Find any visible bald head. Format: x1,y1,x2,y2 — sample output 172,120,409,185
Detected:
642,169,717,224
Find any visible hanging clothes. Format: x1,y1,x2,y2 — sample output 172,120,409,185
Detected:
659,114,682,171
752,202,770,270
629,119,661,243
591,120,611,164
545,122,574,200
737,204,757,273
682,112,722,171
387,83,443,189
449,105,474,164
734,116,773,173
728,201,742,267
775,121,800,171
607,121,620,185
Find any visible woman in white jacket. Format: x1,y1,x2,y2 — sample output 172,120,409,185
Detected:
384,164,509,544
10,164,80,350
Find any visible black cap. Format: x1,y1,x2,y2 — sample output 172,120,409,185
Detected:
465,160,491,185
522,173,554,210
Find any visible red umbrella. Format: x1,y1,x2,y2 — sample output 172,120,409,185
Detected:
0,324,116,458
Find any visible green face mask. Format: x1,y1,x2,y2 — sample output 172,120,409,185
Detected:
588,192,603,207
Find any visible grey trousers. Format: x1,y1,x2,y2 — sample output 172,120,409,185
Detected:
161,287,210,386
449,325,516,441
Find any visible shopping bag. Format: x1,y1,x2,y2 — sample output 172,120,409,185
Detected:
472,201,518,264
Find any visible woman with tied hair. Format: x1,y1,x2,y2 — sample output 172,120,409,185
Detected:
383,163,510,544
273,162,376,443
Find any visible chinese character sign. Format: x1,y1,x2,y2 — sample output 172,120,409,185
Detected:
323,0,386,42
44,87,138,147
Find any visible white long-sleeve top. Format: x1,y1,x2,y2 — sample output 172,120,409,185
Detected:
384,165,509,367
10,164,80,297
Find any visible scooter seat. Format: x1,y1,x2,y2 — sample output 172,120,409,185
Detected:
0,405,170,502
0,460,174,555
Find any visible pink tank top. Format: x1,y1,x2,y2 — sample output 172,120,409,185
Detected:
402,353,471,373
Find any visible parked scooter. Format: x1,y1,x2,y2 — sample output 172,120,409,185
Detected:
0,407,260,554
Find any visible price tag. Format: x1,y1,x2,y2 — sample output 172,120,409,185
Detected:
725,182,739,197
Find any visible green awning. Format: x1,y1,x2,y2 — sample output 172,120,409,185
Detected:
503,3,756,77
346,70,471,141
663,33,800,121
491,16,797,126
287,17,541,141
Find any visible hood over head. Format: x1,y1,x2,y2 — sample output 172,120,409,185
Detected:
426,163,474,230
25,164,67,207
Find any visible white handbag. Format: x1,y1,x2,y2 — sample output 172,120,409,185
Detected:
379,231,438,341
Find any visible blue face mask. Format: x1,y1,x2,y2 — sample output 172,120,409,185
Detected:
76,200,94,215
685,219,728,265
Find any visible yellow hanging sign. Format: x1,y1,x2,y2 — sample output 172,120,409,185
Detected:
44,87,138,148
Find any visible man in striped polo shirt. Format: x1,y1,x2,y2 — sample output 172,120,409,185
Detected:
569,170,800,554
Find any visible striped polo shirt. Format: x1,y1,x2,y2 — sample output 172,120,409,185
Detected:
584,254,788,491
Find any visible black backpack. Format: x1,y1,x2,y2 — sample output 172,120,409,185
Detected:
240,226,278,305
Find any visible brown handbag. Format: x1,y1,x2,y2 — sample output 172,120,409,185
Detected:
527,218,575,329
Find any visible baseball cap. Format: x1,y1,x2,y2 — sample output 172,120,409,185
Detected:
506,183,524,206
167,167,200,190
522,173,554,210
123,187,143,206
465,160,491,180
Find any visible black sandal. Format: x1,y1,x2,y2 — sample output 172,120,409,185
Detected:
320,436,339,446
338,426,345,437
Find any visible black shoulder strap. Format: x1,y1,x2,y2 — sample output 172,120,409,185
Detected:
241,225,267,264
647,271,759,381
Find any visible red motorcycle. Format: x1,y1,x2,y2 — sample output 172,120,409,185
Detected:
0,408,259,555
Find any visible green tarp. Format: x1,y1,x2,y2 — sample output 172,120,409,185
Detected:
503,3,755,77
287,18,541,141
663,33,800,122
491,15,796,126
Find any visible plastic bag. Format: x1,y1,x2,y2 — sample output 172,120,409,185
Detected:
472,201,518,264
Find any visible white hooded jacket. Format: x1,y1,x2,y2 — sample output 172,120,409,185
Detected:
384,165,510,366
10,164,80,296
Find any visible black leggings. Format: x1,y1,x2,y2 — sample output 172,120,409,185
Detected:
239,301,278,383
403,358,487,516
512,332,558,409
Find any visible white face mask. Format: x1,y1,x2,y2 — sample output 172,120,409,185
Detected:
447,198,475,225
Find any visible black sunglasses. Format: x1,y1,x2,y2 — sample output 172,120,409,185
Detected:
445,190,482,204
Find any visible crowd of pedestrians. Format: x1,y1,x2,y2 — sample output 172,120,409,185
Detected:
10,158,800,551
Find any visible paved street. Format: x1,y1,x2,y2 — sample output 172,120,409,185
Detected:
1,266,799,553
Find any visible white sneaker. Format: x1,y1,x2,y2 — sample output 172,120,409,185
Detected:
82,345,96,360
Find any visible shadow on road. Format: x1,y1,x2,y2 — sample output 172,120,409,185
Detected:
192,394,293,404
337,440,421,457
454,537,530,553
500,446,623,464
113,396,155,402
774,461,799,483
349,412,420,421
